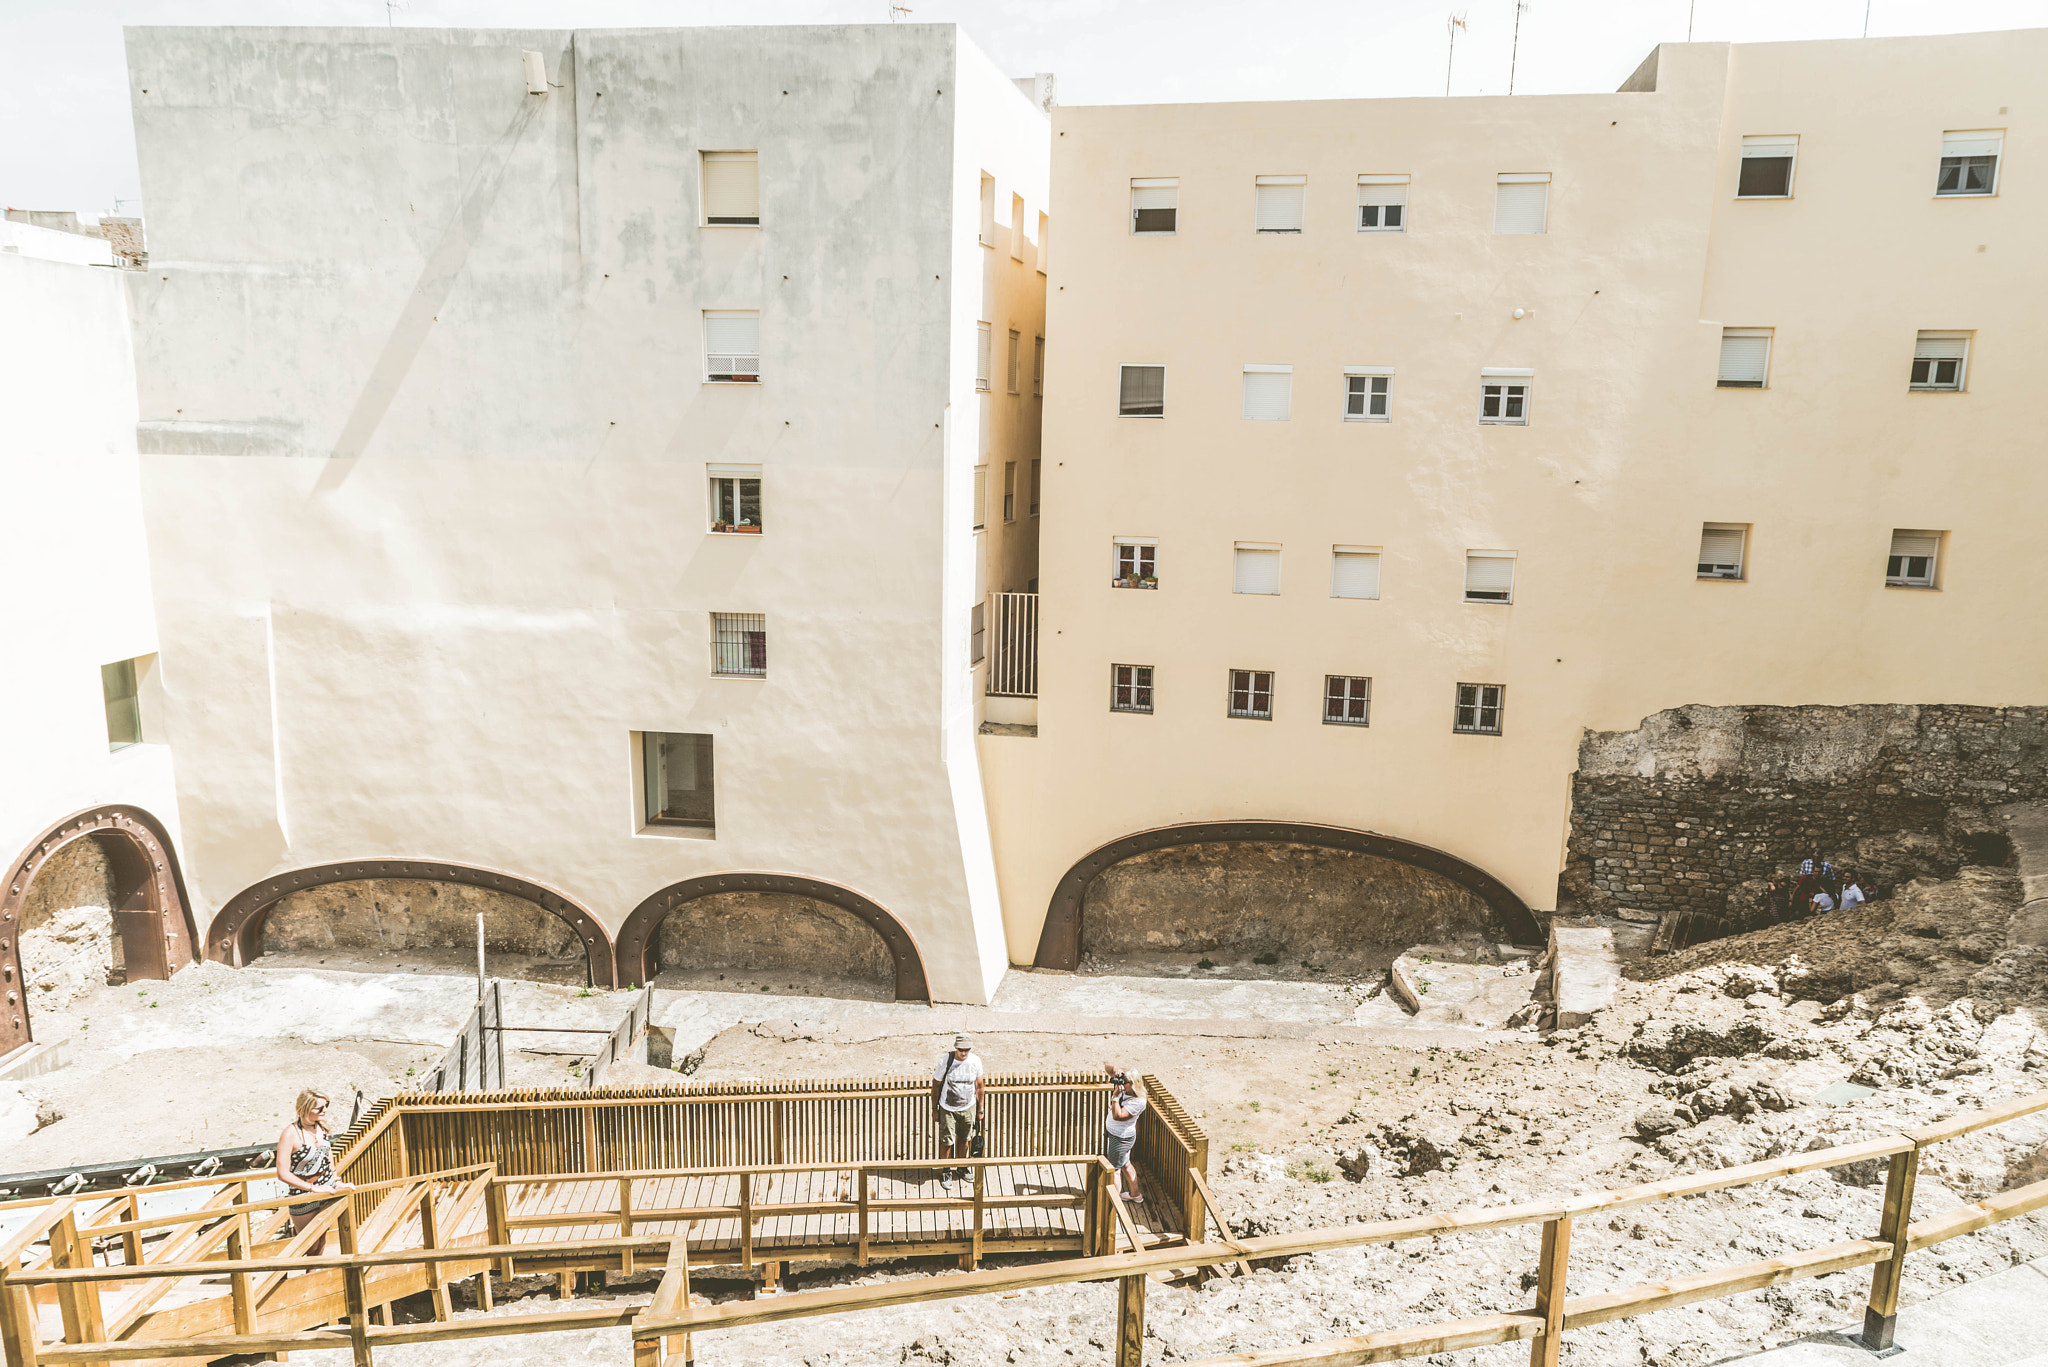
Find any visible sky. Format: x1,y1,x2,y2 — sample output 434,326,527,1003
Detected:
3,0,2044,214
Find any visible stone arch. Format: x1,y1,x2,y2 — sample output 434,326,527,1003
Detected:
208,860,617,988
1,805,199,1054
1032,820,1541,970
616,873,930,1002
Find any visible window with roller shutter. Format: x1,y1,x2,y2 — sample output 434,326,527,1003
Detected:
1330,548,1381,600
1357,175,1408,232
1698,524,1746,580
1119,364,1165,417
704,311,760,382
1718,329,1773,388
1131,178,1178,234
1254,175,1306,233
1464,551,1515,603
701,151,759,225
1910,332,1969,391
976,323,992,392
1479,370,1531,424
1494,173,1549,234
1737,137,1796,198
1886,530,1941,588
1242,366,1292,420
1233,544,1281,595
1937,131,2001,196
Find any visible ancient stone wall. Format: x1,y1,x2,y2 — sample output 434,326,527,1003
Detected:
1080,841,1494,969
654,891,893,992
18,837,120,1007
1563,705,2048,922
265,879,584,959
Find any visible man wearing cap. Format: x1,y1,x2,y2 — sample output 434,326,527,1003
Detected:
931,1034,985,1185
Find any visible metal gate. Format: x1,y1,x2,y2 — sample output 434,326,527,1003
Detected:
987,592,1038,697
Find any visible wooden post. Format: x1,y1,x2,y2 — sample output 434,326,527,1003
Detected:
739,1171,754,1271
1082,1164,1100,1258
856,1167,870,1267
1115,1274,1147,1367
969,1164,986,1271
227,1216,257,1338
488,1182,514,1281
1528,1215,1572,1367
119,1196,142,1269
583,1106,600,1172
557,1272,575,1301
50,1211,106,1365
342,1260,374,1367
1,1271,42,1367
618,1177,636,1277
418,1190,450,1321
1862,1146,1921,1353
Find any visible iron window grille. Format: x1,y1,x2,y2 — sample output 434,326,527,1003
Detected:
1480,378,1529,424
1454,683,1505,735
1228,669,1274,720
711,613,767,677
1114,542,1157,588
1346,375,1390,420
643,731,715,828
1111,664,1154,713
1324,675,1371,727
1119,364,1165,417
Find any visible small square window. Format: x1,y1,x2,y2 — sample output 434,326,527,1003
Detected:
1910,332,1969,391
1937,131,2001,196
1718,329,1772,388
976,322,992,392
1033,336,1045,397
1357,176,1408,232
1003,462,1017,523
1131,178,1178,234
1464,551,1515,603
1111,664,1154,714
1330,547,1381,600
1736,136,1796,198
711,613,767,676
1007,330,1022,394
1479,375,1530,424
702,151,759,225
1254,175,1306,232
1242,367,1292,421
1345,373,1391,420
644,731,716,829
1233,544,1281,595
102,659,141,750
1454,683,1504,736
705,311,760,383
1324,676,1371,726
709,464,763,533
1886,530,1941,588
1698,523,1746,580
1113,540,1157,588
972,467,987,532
1494,174,1549,234
1119,364,1164,417
1228,669,1274,720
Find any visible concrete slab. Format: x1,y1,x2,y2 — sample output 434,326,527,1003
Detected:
1543,926,1619,1028
1728,1256,2048,1365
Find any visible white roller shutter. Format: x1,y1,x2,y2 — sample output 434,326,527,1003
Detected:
1331,551,1381,599
705,311,760,378
1941,132,2003,158
1464,553,1516,599
1233,547,1281,595
1914,334,1968,360
1718,330,1771,386
1494,175,1549,234
1242,369,1292,420
976,322,992,390
1889,532,1939,560
703,152,759,223
1698,526,1745,576
1255,176,1306,232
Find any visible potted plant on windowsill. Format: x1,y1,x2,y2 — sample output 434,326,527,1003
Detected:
1113,575,1159,589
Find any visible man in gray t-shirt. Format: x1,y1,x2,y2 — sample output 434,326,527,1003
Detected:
930,1034,985,1185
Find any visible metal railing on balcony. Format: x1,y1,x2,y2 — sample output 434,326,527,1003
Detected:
987,592,1037,697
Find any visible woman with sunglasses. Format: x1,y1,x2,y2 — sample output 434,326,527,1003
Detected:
275,1088,353,1252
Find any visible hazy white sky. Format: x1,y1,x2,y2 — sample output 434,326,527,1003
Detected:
3,0,2043,213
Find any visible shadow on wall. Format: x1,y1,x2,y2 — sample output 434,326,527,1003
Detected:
264,879,590,984
1080,841,1496,976
653,890,895,1001
19,838,121,1009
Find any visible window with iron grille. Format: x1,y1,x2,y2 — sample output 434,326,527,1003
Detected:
1228,669,1274,720
1324,675,1371,727
711,613,767,677
1910,332,1969,391
1114,540,1157,588
1479,374,1530,424
1937,131,2001,196
704,311,760,382
1111,664,1154,714
1454,683,1504,735
643,731,715,829
1007,330,1022,394
1119,364,1164,417
1003,462,1017,522
1886,530,1941,588
708,465,762,533
1345,373,1390,420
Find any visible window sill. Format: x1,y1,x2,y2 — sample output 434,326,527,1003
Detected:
710,672,769,681
1933,191,1997,199
1464,596,1513,605
1908,387,1966,394
1111,580,1159,590
710,527,765,536
1255,229,1303,235
1323,719,1371,728
701,221,761,229
1356,228,1407,234
1884,582,1940,591
1733,194,1792,201
637,822,717,841
1716,382,1766,390
1478,418,1528,426
1343,415,1391,423
1696,575,1746,583
705,378,762,385
1453,729,1504,738
1118,413,1164,419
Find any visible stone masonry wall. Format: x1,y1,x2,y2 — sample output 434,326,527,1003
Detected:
266,879,584,959
1563,705,2048,921
655,891,893,991
18,837,120,1008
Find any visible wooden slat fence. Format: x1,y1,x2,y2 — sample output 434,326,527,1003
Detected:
580,987,656,1090
1135,1074,1207,1242
424,981,506,1094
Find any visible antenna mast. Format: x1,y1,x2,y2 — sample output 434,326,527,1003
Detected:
1509,2,1529,95
1445,13,1468,97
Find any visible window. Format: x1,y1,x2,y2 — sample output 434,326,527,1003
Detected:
979,173,996,244
1344,368,1392,420
971,602,985,663
1887,530,1940,588
1037,210,1050,273
1324,676,1371,727
975,322,991,392
1255,175,1306,233
1113,540,1157,588
1111,664,1154,714
1233,543,1281,595
711,613,767,676
102,659,140,750
1030,459,1041,516
1494,174,1550,234
1464,551,1516,603
1479,371,1531,424
1718,328,1772,388
643,731,715,829
1937,131,2001,196
1454,683,1504,735
1007,330,1022,394
1131,178,1178,234
702,151,759,225
1357,175,1408,231
704,311,760,382
1242,366,1292,420
1737,136,1796,198
708,464,763,533
1033,336,1045,396
1118,364,1164,417
1698,524,1746,580
1330,547,1381,600
1010,193,1026,260
1003,462,1017,522
972,467,987,531
1910,332,1969,391
1228,670,1274,720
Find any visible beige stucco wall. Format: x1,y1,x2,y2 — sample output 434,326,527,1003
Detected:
995,30,2046,963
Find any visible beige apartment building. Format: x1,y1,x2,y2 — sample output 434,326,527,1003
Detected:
987,30,2046,970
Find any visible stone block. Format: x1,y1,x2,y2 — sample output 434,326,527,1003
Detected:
1542,926,1619,1029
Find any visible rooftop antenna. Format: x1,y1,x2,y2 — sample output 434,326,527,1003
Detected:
385,0,406,25
1687,0,1695,41
1862,0,1872,37
1445,13,1468,97
1509,1,1530,94
888,3,912,19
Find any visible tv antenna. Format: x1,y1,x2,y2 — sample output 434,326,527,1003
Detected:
1445,13,1468,97
1509,2,1530,94
385,0,407,25
888,3,912,19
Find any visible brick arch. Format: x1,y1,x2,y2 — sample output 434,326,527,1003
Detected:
207,860,617,988
615,872,930,1002
1031,820,1541,970
1,804,200,1054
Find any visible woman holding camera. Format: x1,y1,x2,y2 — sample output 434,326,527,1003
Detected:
1101,1061,1146,1204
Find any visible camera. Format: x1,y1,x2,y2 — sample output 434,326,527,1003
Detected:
1110,1073,1130,1087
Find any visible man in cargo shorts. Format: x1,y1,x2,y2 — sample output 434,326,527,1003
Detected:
1101,1060,1146,1204
931,1033,984,1185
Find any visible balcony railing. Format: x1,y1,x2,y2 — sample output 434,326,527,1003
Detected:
987,592,1037,698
